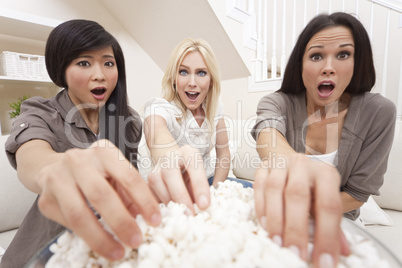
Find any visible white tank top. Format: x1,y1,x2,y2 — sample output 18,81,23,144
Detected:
306,150,338,165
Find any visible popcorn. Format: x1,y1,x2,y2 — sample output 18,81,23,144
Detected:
46,180,390,268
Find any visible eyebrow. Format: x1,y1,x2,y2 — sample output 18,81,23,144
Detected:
77,54,115,59
179,64,208,71
307,43,354,51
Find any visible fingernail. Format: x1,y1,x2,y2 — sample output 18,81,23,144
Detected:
288,245,300,258
319,253,334,268
110,248,124,260
198,194,209,209
260,216,267,229
184,207,194,216
129,233,142,248
151,213,161,226
272,235,282,247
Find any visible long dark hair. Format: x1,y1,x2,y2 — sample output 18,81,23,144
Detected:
45,19,141,166
279,12,375,95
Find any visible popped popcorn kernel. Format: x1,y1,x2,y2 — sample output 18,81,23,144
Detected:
46,180,390,268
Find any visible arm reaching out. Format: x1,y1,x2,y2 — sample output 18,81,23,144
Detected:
16,139,161,260
253,128,349,267
211,118,231,186
144,115,210,214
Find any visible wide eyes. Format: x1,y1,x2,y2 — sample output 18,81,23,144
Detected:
179,69,208,77
105,61,115,67
179,69,188,76
311,54,322,61
337,51,351,60
198,70,207,77
76,61,115,67
77,61,91,67
309,51,351,61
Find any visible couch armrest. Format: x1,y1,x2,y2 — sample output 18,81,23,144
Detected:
373,121,402,212
0,135,37,233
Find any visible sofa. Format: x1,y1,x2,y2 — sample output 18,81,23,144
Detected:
0,134,37,261
1,119,401,264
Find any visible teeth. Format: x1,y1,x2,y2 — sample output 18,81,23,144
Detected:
321,83,332,86
187,92,197,95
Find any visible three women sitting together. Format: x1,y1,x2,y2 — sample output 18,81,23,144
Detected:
2,12,396,268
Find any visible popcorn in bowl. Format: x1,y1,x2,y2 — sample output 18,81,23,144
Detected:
46,180,390,268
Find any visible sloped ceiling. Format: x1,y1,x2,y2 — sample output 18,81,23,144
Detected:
99,0,250,80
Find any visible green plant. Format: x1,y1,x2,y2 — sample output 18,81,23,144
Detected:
9,95,30,119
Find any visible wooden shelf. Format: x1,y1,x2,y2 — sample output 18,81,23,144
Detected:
0,75,52,84
0,7,62,41
0,8,62,135
0,9,61,87
0,76,57,91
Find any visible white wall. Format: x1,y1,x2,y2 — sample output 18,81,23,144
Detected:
207,0,266,120
0,0,163,118
220,78,266,120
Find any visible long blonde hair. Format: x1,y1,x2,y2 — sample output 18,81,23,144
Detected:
162,38,221,130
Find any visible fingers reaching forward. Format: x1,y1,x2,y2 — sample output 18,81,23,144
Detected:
254,154,347,268
36,139,161,260
147,145,210,215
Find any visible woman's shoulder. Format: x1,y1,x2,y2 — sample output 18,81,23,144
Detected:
145,97,170,106
145,97,180,111
258,91,304,104
20,95,58,115
144,97,182,118
257,92,306,114
354,92,396,116
348,93,397,134
145,97,181,110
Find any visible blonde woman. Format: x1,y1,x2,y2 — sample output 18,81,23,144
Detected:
144,38,252,213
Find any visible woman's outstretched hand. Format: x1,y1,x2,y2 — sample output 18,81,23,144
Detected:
36,139,161,260
147,145,211,215
253,154,350,268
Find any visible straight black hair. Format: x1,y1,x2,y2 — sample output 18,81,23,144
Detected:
45,19,141,166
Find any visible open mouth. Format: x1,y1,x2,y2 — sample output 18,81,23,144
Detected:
186,92,199,101
91,88,106,95
318,83,334,97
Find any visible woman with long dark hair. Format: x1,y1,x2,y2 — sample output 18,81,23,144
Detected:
252,12,396,267
2,19,161,267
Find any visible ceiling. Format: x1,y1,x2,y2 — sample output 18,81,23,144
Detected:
99,0,250,80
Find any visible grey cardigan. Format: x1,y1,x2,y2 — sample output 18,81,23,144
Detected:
252,91,396,220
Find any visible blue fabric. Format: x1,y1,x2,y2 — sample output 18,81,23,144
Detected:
208,176,253,188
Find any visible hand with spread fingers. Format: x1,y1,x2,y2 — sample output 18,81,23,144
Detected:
34,140,161,259
253,154,349,267
146,145,211,215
